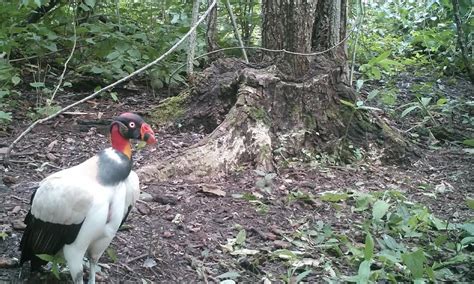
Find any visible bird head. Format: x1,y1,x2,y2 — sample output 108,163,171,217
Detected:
111,113,157,144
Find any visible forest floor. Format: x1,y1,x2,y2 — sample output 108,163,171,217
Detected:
0,71,473,283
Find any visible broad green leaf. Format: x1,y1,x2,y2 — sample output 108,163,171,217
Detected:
430,216,449,230
79,3,90,11
436,98,447,106
460,223,474,235
36,254,54,262
372,200,390,221
368,51,391,65
0,90,9,98
382,234,403,251
420,97,432,107
84,0,96,7
461,236,474,246
127,48,141,59
11,76,21,85
364,233,374,260
295,269,312,283
272,249,297,260
110,92,119,102
401,105,420,117
44,43,57,52
357,260,371,284
462,139,474,147
371,67,382,80
86,38,96,44
381,92,397,105
402,249,426,279
51,263,60,279
378,249,401,263
30,82,45,88
0,111,12,121
434,234,448,247
216,271,240,279
0,231,7,240
367,89,380,101
235,229,246,245
354,193,373,211
466,198,474,209
106,51,121,61
91,66,104,74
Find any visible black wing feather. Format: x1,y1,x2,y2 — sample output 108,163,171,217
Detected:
19,189,84,271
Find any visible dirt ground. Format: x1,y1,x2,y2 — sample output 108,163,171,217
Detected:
0,74,473,283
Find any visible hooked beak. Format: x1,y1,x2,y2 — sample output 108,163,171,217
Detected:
140,123,157,144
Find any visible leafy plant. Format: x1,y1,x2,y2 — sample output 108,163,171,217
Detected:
36,254,66,280
359,51,404,80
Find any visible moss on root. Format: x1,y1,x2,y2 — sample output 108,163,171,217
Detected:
151,90,190,126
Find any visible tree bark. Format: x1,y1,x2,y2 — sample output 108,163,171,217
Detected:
262,0,317,77
187,0,201,76
205,0,220,61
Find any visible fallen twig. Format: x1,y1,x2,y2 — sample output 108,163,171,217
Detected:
10,195,30,204
3,0,218,166
126,253,149,264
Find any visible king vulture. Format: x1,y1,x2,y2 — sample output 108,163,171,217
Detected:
19,112,156,284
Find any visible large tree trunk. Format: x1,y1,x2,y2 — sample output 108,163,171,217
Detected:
141,0,409,181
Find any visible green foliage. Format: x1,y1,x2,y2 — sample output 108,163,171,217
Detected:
359,51,404,80
268,190,474,282
106,247,118,263
0,230,8,240
351,0,471,79
151,91,189,126
36,254,66,279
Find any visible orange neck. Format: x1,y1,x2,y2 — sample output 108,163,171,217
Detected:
110,124,132,159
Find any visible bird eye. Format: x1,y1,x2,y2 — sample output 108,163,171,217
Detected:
129,122,136,128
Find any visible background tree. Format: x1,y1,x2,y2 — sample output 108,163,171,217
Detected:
141,0,407,180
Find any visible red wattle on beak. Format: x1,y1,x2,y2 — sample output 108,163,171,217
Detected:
140,123,157,144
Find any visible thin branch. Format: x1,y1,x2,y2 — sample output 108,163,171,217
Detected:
49,6,78,104
224,0,249,63
3,0,218,166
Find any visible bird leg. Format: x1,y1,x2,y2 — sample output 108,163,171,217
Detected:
88,260,97,284
63,245,85,284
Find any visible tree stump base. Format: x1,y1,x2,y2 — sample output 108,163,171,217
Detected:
141,58,410,181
